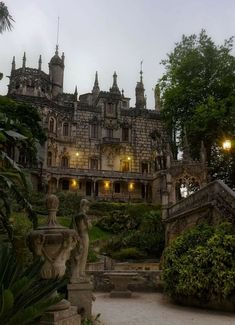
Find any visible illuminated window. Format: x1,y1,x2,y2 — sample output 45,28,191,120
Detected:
122,161,130,172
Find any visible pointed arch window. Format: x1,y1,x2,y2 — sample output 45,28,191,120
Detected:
49,118,55,133
47,151,52,167
63,123,69,136
61,156,69,168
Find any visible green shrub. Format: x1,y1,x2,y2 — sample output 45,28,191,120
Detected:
163,222,235,303
111,247,145,260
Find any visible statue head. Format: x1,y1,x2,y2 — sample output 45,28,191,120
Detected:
80,199,90,214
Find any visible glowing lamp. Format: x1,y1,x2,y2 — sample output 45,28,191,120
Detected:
222,139,231,151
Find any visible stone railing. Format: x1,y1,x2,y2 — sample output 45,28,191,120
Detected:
167,180,235,221
45,167,153,181
88,270,163,292
102,137,120,144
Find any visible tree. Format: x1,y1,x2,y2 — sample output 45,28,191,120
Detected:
0,2,14,34
159,30,235,186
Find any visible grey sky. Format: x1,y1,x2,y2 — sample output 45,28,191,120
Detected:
1,0,235,108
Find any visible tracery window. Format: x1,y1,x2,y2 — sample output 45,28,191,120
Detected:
47,151,52,167
61,156,69,168
49,118,55,133
63,123,69,136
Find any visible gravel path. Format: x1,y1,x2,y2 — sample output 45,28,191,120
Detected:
93,292,235,325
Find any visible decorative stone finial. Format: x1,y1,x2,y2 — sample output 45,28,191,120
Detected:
38,55,42,71
11,56,15,71
110,71,120,94
22,52,26,69
46,194,59,226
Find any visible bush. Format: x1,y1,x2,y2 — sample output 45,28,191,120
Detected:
163,222,235,303
111,247,145,260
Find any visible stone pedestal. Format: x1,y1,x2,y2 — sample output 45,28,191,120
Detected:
104,272,138,298
39,306,81,325
68,281,93,319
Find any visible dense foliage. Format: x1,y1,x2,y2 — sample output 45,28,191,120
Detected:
159,30,235,186
98,205,164,260
163,222,235,303
0,244,64,325
0,2,14,34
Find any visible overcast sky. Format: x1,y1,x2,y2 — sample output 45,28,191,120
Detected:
1,0,235,108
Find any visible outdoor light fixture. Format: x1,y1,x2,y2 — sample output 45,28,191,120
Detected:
127,156,131,161
104,180,110,190
129,182,134,191
76,152,79,157
71,179,77,187
222,139,232,151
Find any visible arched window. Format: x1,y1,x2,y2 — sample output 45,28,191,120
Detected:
61,156,69,168
49,118,55,133
47,151,52,167
63,123,69,136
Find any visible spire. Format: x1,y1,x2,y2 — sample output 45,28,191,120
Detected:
110,71,120,94
22,52,26,69
38,55,42,71
62,52,65,64
92,71,100,94
11,56,15,71
74,85,78,101
55,44,59,55
135,61,146,109
121,89,124,97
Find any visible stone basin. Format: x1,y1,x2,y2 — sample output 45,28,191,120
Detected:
104,272,138,298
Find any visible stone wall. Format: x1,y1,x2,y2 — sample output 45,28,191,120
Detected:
88,270,163,292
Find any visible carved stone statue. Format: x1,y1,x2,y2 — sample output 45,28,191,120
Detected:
70,199,91,283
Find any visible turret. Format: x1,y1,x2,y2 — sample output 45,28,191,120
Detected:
110,71,120,95
92,71,100,101
22,52,26,70
49,45,64,97
135,61,146,109
154,83,160,111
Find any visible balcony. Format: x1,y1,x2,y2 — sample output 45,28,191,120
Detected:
102,137,120,144
44,167,153,181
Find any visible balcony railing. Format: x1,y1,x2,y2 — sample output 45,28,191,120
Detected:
45,166,153,181
102,137,120,144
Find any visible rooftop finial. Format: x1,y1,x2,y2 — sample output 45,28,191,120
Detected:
56,16,60,52
38,55,42,71
140,60,143,83
74,85,78,101
11,56,15,71
92,71,100,96
22,52,26,69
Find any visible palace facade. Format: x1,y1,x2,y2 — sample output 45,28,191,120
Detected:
7,47,207,205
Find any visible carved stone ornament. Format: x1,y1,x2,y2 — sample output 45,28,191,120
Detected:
28,195,78,280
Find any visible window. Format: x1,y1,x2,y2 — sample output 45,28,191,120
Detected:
19,150,27,166
63,123,69,136
122,161,130,172
61,156,69,168
107,103,113,114
49,118,55,132
90,158,98,170
107,128,113,138
142,162,148,173
122,128,129,142
91,124,98,138
114,183,120,193
47,151,52,167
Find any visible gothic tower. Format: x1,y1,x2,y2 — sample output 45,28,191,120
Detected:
135,62,146,109
49,45,65,97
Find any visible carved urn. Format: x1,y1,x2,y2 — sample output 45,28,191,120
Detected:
28,194,78,310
